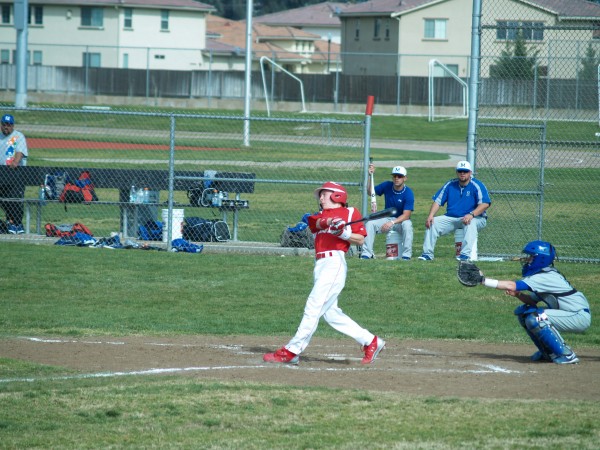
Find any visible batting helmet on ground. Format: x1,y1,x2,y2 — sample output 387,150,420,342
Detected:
314,181,348,205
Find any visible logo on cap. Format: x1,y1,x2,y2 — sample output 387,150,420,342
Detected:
391,166,407,176
1,114,14,124
456,161,472,172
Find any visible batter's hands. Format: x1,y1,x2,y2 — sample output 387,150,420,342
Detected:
328,218,346,236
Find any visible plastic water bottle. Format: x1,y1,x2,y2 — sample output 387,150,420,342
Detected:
136,187,144,204
143,187,149,204
129,185,137,203
39,185,46,205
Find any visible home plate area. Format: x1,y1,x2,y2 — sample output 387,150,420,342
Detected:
1,335,599,401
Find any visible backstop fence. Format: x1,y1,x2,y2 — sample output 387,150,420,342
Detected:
474,0,600,263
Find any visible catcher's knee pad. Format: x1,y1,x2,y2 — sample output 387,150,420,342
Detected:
514,304,537,317
523,311,571,359
515,304,537,330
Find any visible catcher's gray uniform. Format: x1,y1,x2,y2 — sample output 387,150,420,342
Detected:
520,268,591,333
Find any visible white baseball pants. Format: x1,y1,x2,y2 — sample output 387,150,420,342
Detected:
286,250,374,355
361,217,413,259
421,215,486,260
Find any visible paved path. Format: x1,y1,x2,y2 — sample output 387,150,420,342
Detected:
370,139,466,168
23,123,465,169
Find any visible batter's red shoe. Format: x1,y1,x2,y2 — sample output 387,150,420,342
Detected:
263,347,299,364
361,336,385,364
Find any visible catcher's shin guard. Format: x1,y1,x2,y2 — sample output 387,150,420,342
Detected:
517,312,550,360
523,310,573,360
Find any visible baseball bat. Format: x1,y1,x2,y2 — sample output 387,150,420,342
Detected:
347,207,397,226
369,158,377,213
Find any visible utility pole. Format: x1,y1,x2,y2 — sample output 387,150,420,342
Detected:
14,0,29,108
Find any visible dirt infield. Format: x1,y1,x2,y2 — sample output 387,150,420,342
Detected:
2,335,599,401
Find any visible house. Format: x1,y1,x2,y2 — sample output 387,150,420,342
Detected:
0,0,214,70
205,14,341,74
253,2,350,44
338,0,600,77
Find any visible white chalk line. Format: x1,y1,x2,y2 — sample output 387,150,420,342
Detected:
1,337,527,384
23,337,126,345
0,361,525,384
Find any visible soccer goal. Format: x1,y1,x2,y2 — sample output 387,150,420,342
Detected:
260,56,307,117
428,59,468,122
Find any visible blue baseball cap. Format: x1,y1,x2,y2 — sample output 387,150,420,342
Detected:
1,114,14,124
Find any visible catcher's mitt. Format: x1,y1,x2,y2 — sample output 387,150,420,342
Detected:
457,261,484,287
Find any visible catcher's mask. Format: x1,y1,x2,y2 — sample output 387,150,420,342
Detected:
521,240,556,277
314,181,348,206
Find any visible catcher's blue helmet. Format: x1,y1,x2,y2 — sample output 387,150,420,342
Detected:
521,240,556,277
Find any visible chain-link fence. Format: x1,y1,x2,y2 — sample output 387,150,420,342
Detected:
475,0,600,262
0,106,367,248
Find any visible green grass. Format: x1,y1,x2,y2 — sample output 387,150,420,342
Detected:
0,243,598,448
1,377,598,449
1,243,597,342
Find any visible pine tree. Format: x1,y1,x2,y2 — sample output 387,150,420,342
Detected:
578,43,600,81
490,31,538,79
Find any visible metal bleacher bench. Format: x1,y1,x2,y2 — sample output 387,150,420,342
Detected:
1,166,255,241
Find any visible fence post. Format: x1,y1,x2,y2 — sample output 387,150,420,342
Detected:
166,114,176,252
145,48,150,104
466,0,482,168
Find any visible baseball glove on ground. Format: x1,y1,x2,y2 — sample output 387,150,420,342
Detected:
457,261,484,287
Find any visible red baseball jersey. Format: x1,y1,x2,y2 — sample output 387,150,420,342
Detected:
308,207,367,253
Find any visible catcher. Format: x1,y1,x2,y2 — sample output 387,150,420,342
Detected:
457,240,591,364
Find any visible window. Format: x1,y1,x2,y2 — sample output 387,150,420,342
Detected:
81,7,103,27
154,54,165,60
1,4,10,24
123,53,129,68
384,19,390,40
1,49,9,64
28,5,43,25
424,19,447,39
496,21,544,41
355,19,360,40
374,18,381,39
32,50,42,65
161,10,169,31
124,8,132,29
82,52,101,68
433,64,458,77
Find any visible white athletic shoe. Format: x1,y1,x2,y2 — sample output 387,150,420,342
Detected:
553,352,579,365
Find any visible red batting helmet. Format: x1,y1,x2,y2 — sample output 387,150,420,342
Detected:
314,181,348,204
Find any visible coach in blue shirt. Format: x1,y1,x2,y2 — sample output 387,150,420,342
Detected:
418,161,491,261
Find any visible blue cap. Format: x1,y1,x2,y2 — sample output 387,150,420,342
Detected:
1,114,14,124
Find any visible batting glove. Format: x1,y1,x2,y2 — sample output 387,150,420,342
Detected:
328,218,346,236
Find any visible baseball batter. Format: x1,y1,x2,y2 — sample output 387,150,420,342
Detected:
263,182,385,365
